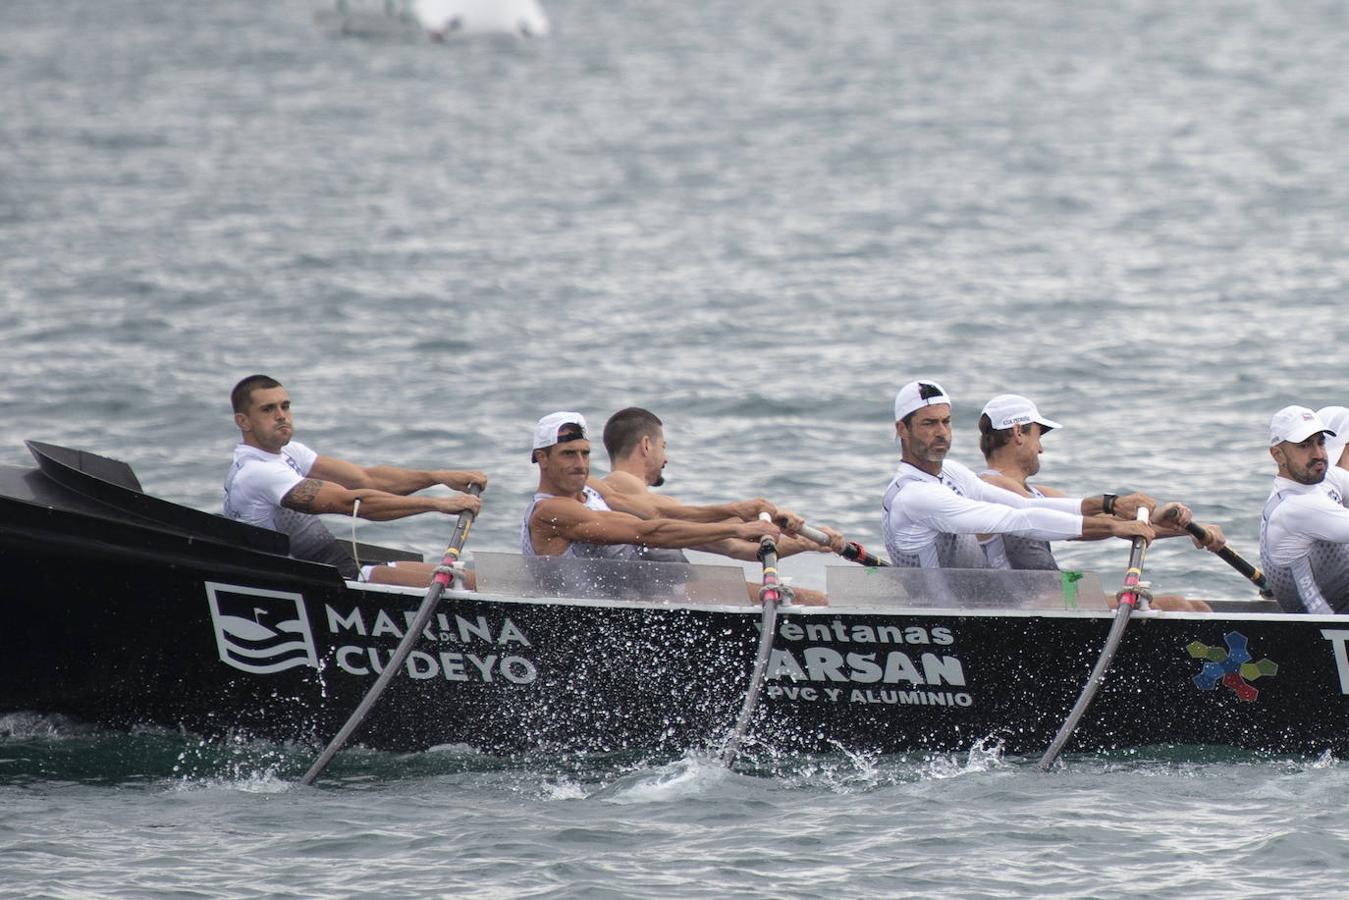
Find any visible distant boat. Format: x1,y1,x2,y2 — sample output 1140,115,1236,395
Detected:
411,0,550,39
322,0,550,40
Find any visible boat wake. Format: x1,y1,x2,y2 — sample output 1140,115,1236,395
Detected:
0,712,297,787
6,707,1341,794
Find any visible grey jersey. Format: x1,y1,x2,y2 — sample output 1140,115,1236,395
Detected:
269,508,359,579
979,474,1059,572
634,545,690,564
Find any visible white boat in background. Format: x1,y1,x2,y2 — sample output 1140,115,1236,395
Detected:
323,0,550,40
412,0,549,38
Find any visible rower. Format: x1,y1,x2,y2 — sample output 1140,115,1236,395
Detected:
1316,406,1349,471
976,393,1222,612
523,411,781,564
1259,405,1349,614
223,374,486,587
589,407,841,605
592,407,844,563
881,379,1157,570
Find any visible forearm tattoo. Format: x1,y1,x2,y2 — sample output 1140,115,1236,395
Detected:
282,478,324,512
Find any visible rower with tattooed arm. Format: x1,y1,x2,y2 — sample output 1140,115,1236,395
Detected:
222,374,486,587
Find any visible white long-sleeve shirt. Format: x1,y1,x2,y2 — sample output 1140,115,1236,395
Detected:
882,459,1085,568
1259,467,1349,613
1261,468,1349,563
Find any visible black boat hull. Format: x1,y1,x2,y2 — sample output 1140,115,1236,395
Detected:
3,442,1346,759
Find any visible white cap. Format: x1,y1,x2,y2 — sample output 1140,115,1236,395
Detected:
1268,405,1334,447
894,379,952,423
531,411,588,459
980,394,1062,433
1317,406,1349,462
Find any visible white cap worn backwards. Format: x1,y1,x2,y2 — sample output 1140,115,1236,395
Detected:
1268,405,1334,447
531,411,588,459
981,394,1063,433
894,379,951,423
1317,405,1349,461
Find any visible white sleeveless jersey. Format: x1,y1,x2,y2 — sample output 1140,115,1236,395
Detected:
521,485,640,561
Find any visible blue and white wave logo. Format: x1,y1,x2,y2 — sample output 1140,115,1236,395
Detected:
205,582,319,674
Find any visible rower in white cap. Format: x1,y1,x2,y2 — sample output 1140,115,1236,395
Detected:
881,379,1162,571
1259,405,1349,614
1316,406,1349,473
522,411,780,564
976,393,1224,611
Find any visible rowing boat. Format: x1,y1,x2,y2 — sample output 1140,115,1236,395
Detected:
2,440,1342,759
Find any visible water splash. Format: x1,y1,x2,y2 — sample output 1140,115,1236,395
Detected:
587,751,730,804
923,735,1010,779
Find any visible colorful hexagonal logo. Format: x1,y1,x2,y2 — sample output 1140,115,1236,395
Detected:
1186,631,1277,702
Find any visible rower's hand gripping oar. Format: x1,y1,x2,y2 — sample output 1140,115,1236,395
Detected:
782,519,890,568
300,484,483,786
1039,507,1152,771
1184,522,1272,596
720,513,785,768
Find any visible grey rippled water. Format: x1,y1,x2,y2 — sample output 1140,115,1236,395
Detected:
5,0,1349,895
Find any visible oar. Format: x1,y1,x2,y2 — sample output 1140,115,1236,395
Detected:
1184,522,1272,596
1039,507,1151,771
785,520,891,567
300,484,483,786
720,513,784,768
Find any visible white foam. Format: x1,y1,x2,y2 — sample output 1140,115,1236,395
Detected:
590,751,731,804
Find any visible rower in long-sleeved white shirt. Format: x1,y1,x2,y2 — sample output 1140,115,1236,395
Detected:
885,457,1095,567
1260,405,1349,614
881,379,1159,568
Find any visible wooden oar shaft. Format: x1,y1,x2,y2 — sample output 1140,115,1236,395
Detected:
1185,522,1270,593
791,521,890,568
300,484,483,786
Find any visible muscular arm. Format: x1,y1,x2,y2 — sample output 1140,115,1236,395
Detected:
529,497,776,557
281,478,480,520
693,533,834,561
590,474,772,523
310,456,486,495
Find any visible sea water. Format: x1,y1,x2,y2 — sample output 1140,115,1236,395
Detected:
4,0,1349,895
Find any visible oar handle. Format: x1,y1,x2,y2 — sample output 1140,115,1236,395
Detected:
783,520,891,568
1116,506,1152,609
758,512,782,604
433,483,484,588
1184,522,1270,594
